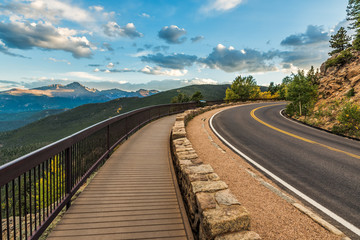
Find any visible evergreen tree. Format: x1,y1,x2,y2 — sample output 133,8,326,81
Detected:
329,27,351,55
190,91,203,102
347,0,360,49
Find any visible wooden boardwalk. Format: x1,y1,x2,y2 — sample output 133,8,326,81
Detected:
48,116,193,240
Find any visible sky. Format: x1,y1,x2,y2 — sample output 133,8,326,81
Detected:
0,0,350,91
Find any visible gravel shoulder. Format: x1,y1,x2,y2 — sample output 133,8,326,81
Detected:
186,105,343,240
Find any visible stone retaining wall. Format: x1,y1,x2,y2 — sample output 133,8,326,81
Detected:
171,103,261,240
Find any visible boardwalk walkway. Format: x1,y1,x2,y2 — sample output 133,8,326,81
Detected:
48,116,193,240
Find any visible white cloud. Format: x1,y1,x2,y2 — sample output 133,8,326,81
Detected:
158,25,187,44
186,77,217,85
103,22,143,38
66,72,103,80
2,0,94,24
141,13,150,18
0,21,93,58
201,0,245,13
107,62,114,68
140,66,188,76
200,44,277,72
94,68,100,72
89,5,104,12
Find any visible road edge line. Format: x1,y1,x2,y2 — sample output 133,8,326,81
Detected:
209,107,358,238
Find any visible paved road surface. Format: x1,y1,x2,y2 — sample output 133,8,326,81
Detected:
211,102,360,239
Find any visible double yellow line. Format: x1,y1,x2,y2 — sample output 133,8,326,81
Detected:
251,104,360,160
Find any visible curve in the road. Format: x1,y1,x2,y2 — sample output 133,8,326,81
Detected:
251,104,360,160
210,102,360,238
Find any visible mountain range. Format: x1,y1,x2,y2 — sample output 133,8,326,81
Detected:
0,82,159,132
0,82,159,113
0,84,230,164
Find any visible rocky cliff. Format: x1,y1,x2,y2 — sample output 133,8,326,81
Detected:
302,50,360,138
319,50,360,103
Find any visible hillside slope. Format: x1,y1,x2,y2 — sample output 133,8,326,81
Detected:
0,84,229,164
300,50,360,138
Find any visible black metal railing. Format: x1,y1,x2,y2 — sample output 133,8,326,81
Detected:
0,102,200,240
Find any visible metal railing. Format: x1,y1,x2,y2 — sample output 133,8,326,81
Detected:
0,102,200,240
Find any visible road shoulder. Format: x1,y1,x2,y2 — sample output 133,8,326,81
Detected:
186,105,344,240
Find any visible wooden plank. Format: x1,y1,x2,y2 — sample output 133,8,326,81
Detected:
48,230,187,240
54,218,183,230
48,116,193,239
59,213,183,224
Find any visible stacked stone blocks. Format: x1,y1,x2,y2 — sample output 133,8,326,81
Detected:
171,103,261,240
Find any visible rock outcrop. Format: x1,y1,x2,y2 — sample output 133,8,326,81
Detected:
318,50,360,104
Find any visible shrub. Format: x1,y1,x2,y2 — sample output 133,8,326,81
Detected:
332,101,360,137
346,88,355,98
325,49,354,69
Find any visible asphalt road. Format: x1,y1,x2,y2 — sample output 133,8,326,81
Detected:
211,102,360,239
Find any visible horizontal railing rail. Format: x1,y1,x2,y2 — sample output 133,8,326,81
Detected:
0,102,202,240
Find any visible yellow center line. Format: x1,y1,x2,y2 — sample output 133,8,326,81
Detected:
251,104,360,160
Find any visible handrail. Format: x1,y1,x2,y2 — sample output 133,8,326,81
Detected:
0,101,200,240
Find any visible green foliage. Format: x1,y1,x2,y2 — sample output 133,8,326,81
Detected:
268,82,277,95
346,87,356,98
190,91,204,102
171,92,190,103
285,69,318,116
329,27,352,56
325,49,354,69
225,75,259,101
332,101,360,137
306,66,320,85
347,0,360,50
171,91,204,103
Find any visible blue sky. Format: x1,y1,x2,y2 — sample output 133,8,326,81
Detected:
0,0,349,91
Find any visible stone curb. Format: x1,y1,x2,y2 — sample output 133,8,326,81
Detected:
171,102,261,240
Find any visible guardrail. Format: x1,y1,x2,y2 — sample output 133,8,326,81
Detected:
0,102,203,240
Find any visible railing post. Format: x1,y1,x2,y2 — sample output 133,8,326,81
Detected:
107,125,110,154
125,116,129,140
65,147,72,209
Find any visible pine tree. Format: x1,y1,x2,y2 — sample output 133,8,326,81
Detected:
347,0,360,50
329,27,351,55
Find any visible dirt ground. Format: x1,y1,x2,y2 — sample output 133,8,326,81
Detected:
186,105,344,240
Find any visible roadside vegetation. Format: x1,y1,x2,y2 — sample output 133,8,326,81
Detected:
283,0,360,139
225,75,282,101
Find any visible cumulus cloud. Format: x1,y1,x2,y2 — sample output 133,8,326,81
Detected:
0,39,29,58
107,62,114,68
191,36,204,43
0,21,93,58
184,77,217,85
141,53,197,69
279,25,332,69
140,66,188,76
200,44,276,72
103,22,143,38
201,0,245,13
281,25,329,47
158,25,187,44
0,0,94,24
